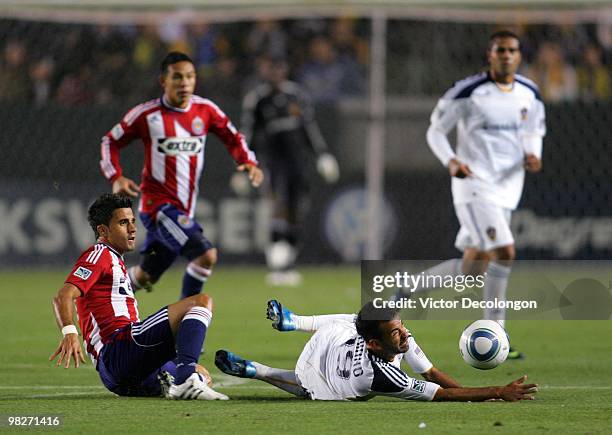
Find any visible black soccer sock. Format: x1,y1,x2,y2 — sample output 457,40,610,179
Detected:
180,262,210,299
175,307,212,385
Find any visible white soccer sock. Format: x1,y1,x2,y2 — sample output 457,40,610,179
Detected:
408,259,463,294
186,262,212,283
251,362,308,397
483,262,511,327
294,314,356,332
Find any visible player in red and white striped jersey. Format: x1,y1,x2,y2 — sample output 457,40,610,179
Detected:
67,241,139,362
50,193,228,400
100,52,263,299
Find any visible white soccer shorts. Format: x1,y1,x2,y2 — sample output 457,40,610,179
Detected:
295,324,349,401
454,201,514,252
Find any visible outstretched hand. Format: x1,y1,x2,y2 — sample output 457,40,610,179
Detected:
112,176,140,198
237,164,264,188
498,375,538,402
49,334,86,369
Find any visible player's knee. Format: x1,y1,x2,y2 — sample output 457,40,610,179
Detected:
491,245,515,263
194,248,217,269
462,250,489,276
193,293,213,312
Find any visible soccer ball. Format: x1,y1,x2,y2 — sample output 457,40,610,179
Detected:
459,320,509,370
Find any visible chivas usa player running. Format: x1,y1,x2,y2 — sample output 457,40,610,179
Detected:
100,52,263,299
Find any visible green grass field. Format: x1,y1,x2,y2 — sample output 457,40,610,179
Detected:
1,266,611,434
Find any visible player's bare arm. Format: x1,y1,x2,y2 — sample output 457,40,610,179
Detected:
421,366,461,388
237,163,264,187
49,283,86,368
448,158,473,178
433,375,537,402
111,175,140,198
524,154,542,173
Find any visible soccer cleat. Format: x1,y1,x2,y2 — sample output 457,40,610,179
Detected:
157,370,175,398
507,347,525,360
266,299,296,331
215,350,257,378
167,372,229,400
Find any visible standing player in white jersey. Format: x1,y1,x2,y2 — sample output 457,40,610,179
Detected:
400,31,545,359
100,52,263,299
215,300,538,402
49,193,228,400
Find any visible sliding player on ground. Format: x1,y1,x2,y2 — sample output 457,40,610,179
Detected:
215,300,538,402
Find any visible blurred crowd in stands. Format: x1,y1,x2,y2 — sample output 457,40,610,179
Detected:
0,17,610,107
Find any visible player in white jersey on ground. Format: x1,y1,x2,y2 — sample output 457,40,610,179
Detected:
397,30,545,359
215,300,538,402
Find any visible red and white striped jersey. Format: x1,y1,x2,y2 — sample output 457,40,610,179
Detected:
65,243,139,363
100,95,258,218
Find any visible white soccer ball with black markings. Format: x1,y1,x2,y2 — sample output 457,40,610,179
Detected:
459,320,509,370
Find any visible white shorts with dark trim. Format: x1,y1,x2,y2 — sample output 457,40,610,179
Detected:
454,201,514,252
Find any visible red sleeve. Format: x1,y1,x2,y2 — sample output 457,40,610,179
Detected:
207,103,258,166
99,108,142,183
64,248,108,296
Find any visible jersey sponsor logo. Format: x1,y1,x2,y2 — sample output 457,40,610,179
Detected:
111,124,125,140
482,122,519,131
73,266,92,280
157,137,203,156
486,226,497,241
410,378,426,393
191,117,205,135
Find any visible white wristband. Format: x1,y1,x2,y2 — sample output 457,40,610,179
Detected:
61,325,78,336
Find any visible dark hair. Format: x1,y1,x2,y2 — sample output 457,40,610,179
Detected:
160,51,194,75
88,193,132,238
489,30,520,49
355,302,400,341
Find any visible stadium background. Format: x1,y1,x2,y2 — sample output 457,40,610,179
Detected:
1,2,611,267
0,3,611,434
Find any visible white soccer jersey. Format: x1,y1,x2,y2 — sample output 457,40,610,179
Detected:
295,321,440,401
427,72,546,210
